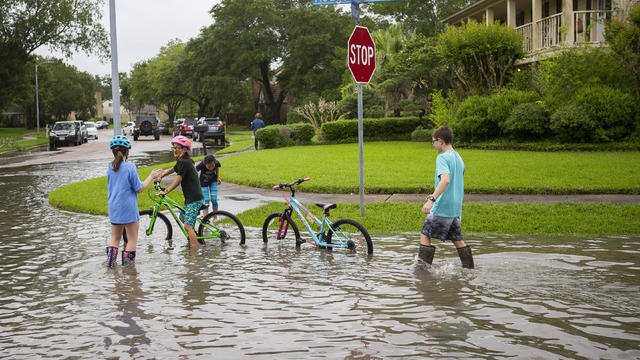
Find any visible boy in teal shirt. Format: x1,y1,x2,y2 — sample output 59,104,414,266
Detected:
418,126,474,268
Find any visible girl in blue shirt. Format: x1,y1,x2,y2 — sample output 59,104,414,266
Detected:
106,135,161,268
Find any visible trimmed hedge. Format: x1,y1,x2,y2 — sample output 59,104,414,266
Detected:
255,123,315,149
321,117,422,141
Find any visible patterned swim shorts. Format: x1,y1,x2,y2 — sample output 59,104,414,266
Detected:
180,200,204,227
420,213,463,242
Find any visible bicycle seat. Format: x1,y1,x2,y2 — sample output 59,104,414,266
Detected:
315,203,337,212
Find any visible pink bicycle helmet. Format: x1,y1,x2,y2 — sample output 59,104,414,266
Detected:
171,135,192,151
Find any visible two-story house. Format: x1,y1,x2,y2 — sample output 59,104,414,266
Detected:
443,0,637,63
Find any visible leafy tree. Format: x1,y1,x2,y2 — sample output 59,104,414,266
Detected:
37,60,97,121
437,21,523,96
604,2,640,97
144,40,188,122
0,0,108,110
180,28,251,118
208,0,351,124
370,0,473,37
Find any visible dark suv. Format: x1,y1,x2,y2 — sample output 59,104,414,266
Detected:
49,121,83,148
133,116,160,141
193,117,225,145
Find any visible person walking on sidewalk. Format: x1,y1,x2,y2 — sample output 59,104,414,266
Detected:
250,113,265,150
418,126,474,268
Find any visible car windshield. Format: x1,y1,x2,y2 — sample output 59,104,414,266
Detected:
85,123,95,128
52,123,73,131
184,120,195,125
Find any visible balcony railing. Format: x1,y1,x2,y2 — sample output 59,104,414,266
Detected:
574,10,611,44
516,23,533,52
536,13,563,49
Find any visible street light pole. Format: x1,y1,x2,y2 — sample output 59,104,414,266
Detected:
35,64,40,136
109,0,121,136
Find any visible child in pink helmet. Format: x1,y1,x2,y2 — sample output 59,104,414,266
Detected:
156,136,204,248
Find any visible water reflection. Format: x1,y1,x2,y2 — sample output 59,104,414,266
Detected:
0,151,638,358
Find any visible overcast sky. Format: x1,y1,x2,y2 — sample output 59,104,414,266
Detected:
36,0,219,77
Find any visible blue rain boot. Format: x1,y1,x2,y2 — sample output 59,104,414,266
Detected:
106,246,118,268
122,250,136,266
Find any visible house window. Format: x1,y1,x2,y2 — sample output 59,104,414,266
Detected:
556,0,562,13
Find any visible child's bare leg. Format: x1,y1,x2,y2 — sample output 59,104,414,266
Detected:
123,221,139,251
109,224,124,247
184,224,198,247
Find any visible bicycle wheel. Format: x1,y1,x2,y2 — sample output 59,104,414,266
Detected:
197,210,246,246
125,210,173,244
262,212,301,245
327,219,373,255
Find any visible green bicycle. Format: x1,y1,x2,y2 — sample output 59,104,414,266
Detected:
125,181,246,246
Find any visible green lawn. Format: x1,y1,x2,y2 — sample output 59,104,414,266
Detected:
0,128,48,152
236,201,640,236
47,141,640,236
217,134,254,155
219,142,640,194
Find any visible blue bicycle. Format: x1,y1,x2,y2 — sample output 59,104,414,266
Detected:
262,178,373,255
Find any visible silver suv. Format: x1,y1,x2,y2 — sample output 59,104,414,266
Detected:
73,120,88,143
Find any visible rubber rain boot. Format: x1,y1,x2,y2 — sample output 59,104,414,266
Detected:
418,245,436,265
457,245,474,269
106,246,118,268
122,251,136,266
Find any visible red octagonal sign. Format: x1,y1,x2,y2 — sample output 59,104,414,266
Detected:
347,25,376,83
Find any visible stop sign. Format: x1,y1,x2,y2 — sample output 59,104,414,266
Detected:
347,25,376,83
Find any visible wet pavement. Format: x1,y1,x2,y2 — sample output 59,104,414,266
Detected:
0,133,639,358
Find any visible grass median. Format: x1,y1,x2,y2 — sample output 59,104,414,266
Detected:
0,128,48,152
48,142,640,236
219,142,640,194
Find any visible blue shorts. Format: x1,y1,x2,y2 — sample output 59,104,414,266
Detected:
180,200,204,227
201,183,218,209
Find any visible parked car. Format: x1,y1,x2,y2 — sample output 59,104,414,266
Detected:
193,117,225,145
73,120,88,143
158,120,170,135
173,118,196,137
84,121,98,139
133,115,160,140
49,121,83,148
172,118,184,136
122,122,135,136
96,120,109,129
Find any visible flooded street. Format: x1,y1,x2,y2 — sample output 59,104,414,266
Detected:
0,146,639,358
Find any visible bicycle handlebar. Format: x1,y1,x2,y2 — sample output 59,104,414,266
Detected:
271,178,311,190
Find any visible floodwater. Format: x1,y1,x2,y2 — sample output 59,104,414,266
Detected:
0,149,639,359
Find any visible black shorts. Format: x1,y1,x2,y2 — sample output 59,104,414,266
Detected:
421,214,463,242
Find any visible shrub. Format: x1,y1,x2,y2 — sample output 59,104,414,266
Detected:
411,126,431,141
289,123,315,142
451,96,492,141
429,89,458,128
549,104,597,142
538,47,635,112
503,102,548,139
321,117,422,141
256,126,280,149
572,85,639,141
286,110,306,124
337,87,385,119
255,123,315,149
489,89,540,129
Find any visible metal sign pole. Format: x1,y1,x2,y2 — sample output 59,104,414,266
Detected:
357,83,364,217
109,0,121,136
